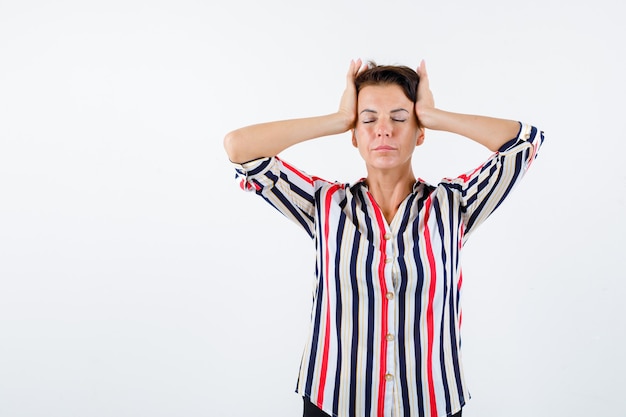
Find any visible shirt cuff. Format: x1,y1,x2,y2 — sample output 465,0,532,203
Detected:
233,157,273,177
497,122,533,152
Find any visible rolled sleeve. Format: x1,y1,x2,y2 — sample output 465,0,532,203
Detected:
498,122,544,168
233,156,319,237
446,122,545,239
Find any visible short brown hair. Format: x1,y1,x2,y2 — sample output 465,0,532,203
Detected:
355,62,420,103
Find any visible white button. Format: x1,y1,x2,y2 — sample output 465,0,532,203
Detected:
385,258,393,264
384,233,392,240
386,333,395,341
386,292,394,300
385,373,394,381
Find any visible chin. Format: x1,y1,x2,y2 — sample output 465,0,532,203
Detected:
369,161,401,170
367,155,412,171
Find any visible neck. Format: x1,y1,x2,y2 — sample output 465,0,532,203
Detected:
365,167,416,224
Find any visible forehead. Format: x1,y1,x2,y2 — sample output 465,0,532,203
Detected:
357,84,412,110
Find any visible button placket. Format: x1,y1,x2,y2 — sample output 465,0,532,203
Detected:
381,229,398,409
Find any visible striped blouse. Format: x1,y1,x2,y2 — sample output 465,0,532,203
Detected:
233,123,544,417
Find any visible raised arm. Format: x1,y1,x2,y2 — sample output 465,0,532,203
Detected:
414,60,520,152
223,60,365,164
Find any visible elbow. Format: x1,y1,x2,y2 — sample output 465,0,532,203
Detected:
486,136,511,153
487,143,501,153
223,130,245,163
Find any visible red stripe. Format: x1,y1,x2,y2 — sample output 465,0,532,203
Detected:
458,223,465,330
458,270,463,328
280,158,334,186
445,162,486,183
239,178,260,191
366,193,389,417
527,141,538,168
423,197,439,417
280,158,314,185
316,185,341,407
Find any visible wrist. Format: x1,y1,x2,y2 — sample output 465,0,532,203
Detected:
415,106,441,130
335,110,356,132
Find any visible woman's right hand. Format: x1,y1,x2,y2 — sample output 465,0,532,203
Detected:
415,59,437,129
337,59,364,131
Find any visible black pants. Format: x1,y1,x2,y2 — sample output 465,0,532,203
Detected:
303,397,462,417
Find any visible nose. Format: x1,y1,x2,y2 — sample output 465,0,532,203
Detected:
376,120,392,137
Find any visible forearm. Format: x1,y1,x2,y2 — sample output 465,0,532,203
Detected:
418,108,520,152
224,112,351,164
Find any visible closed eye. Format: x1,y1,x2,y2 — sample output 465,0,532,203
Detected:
391,109,409,123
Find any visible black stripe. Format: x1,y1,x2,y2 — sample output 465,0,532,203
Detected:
279,170,315,206
465,159,503,233
396,192,417,414
358,191,375,417
491,151,524,213
304,189,325,394
263,171,314,237
412,191,429,417
433,197,452,414
464,161,498,208
446,190,465,405
467,150,525,232
332,198,348,416
243,157,273,176
348,195,361,417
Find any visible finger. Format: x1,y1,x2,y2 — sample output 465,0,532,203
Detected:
347,58,364,83
352,58,363,77
417,59,427,78
355,58,363,75
347,60,356,82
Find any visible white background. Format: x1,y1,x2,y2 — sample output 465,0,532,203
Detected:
1,0,624,416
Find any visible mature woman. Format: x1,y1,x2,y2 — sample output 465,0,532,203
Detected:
224,59,544,417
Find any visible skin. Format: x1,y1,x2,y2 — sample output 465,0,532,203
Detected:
223,59,521,223
352,83,424,222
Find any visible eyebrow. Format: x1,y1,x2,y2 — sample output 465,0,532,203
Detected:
359,108,410,115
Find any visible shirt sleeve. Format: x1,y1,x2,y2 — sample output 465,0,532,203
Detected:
233,156,321,238
442,122,545,240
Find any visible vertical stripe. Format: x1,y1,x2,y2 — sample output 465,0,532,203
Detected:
304,188,326,396
317,184,342,406
396,194,417,415
412,200,426,417
457,223,465,330
348,195,361,416
433,198,452,415
359,190,376,417
445,197,464,405
332,202,348,417
422,196,439,417
367,193,390,417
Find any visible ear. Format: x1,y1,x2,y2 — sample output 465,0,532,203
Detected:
351,129,358,148
416,128,425,147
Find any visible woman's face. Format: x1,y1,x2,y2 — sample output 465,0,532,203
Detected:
352,84,424,172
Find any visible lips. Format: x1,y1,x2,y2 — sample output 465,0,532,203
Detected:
373,145,396,151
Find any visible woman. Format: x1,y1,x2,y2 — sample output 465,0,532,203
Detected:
224,59,544,417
